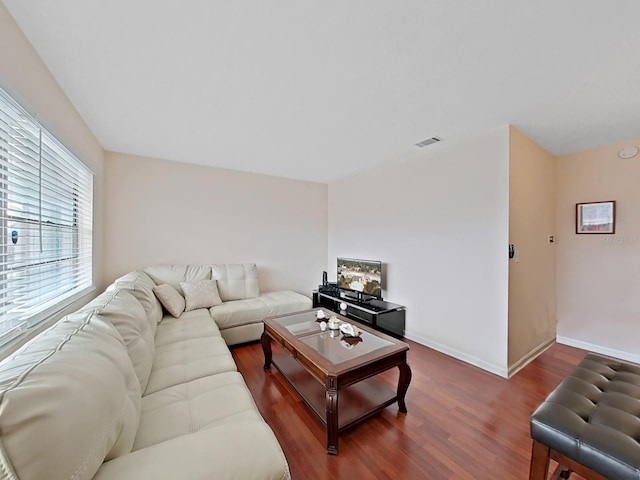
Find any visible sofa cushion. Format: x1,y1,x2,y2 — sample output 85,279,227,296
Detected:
211,263,259,301
0,311,141,480
260,290,312,313
181,279,222,311
144,264,211,295
219,322,267,347
108,271,163,328
133,372,262,451
83,289,155,393
153,284,186,318
210,290,312,330
144,336,237,395
93,423,291,480
154,309,221,347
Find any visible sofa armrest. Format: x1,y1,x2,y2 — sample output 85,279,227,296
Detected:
93,422,290,480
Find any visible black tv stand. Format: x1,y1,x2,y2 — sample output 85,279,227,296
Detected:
312,291,406,338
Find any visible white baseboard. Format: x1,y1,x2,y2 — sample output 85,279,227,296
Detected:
507,338,555,378
556,336,640,364
404,330,508,378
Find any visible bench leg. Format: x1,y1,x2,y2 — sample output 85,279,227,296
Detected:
550,465,572,480
558,466,572,479
529,440,551,480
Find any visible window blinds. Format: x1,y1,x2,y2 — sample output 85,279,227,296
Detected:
0,87,93,346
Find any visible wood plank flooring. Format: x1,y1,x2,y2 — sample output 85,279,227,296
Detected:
231,340,586,480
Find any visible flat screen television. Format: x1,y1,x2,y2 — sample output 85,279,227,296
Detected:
337,257,383,299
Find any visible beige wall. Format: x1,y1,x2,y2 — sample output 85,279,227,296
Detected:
507,127,556,372
328,126,511,376
104,152,327,295
555,137,640,363
0,5,104,299
4,0,635,368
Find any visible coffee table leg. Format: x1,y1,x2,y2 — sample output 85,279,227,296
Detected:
326,386,339,455
397,362,412,413
261,331,272,370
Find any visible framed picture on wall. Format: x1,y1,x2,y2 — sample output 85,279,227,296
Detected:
576,201,616,234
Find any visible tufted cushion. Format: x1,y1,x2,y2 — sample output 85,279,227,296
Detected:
83,289,156,393
211,263,259,301
133,372,262,451
94,422,291,480
531,353,640,479
144,265,211,295
0,311,141,480
210,290,311,330
144,336,237,395
154,309,221,347
108,271,163,329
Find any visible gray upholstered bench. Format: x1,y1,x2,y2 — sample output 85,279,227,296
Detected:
529,353,640,480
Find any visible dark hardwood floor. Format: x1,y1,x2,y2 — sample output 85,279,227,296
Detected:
231,340,586,480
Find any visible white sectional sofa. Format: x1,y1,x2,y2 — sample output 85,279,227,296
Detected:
0,264,311,480
144,263,311,346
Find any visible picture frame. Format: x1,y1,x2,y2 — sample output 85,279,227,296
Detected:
576,201,616,234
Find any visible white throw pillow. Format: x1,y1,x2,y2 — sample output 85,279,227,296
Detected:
181,279,223,311
153,284,186,318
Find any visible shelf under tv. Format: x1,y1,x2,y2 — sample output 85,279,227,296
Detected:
314,291,406,338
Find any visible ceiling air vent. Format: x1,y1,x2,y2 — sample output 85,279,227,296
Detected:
415,136,441,148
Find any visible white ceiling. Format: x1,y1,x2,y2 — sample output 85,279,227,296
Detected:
3,1,640,183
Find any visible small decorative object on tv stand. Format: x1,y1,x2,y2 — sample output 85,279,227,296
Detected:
312,290,406,338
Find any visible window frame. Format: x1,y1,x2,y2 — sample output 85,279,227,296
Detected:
0,86,94,349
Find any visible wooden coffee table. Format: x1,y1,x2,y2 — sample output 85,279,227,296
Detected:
261,308,411,454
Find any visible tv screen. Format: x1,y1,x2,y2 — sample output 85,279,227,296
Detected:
337,257,383,298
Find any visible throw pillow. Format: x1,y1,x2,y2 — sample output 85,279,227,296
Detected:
152,284,186,318
180,279,223,311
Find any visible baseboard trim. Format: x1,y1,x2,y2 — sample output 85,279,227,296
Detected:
404,330,508,378
556,336,640,364
507,338,555,378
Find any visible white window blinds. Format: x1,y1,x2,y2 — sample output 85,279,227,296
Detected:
0,87,93,346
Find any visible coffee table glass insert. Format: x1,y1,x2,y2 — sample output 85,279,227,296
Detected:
262,308,411,454
299,330,393,364
276,310,324,336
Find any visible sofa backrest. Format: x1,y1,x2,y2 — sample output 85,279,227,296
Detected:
143,264,211,295
0,311,141,480
81,289,155,393
107,270,163,328
211,263,259,302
